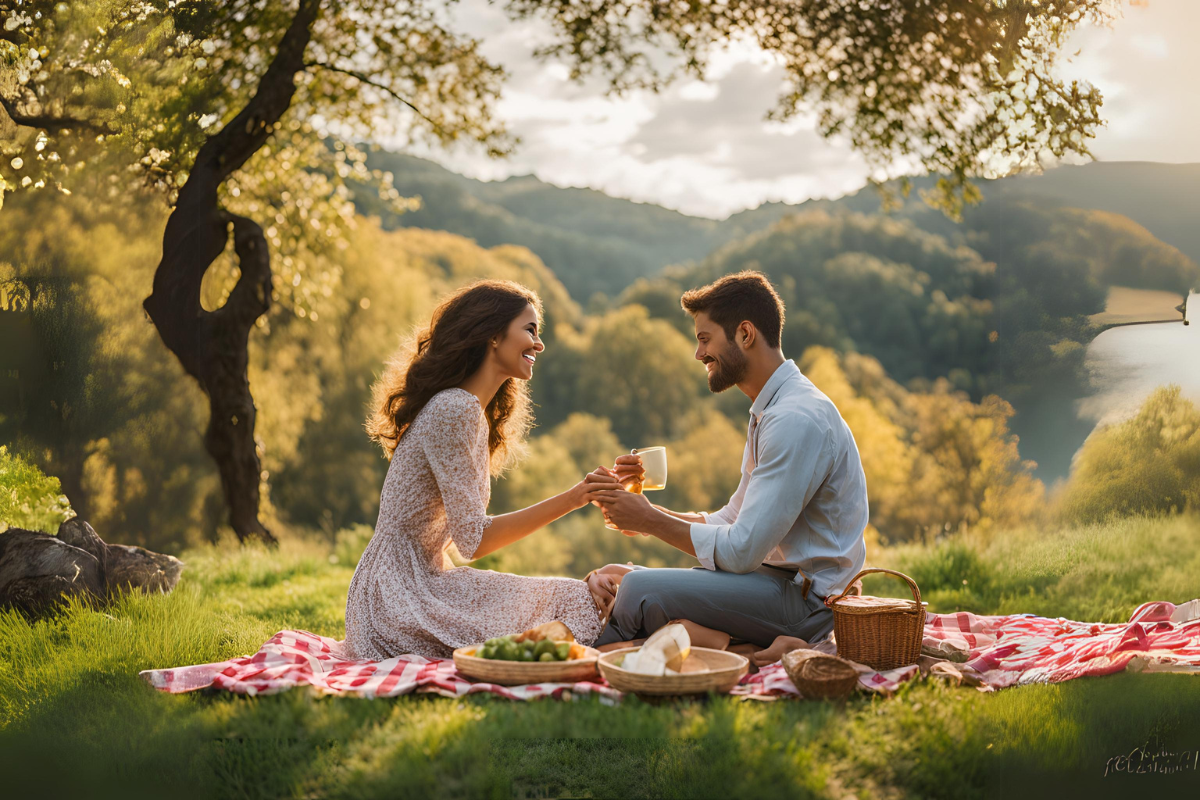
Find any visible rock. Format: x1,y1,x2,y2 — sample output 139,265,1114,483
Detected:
56,518,109,575
0,528,107,618
0,519,185,619
104,542,184,594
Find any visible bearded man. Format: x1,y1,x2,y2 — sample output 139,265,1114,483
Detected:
588,270,869,653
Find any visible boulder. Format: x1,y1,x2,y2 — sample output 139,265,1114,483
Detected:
0,519,184,619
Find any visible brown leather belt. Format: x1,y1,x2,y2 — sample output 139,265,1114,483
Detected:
762,564,824,602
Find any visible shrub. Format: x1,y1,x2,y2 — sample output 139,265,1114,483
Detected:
1057,386,1200,524
0,446,75,533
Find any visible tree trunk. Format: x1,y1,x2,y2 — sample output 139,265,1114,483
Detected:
142,0,323,546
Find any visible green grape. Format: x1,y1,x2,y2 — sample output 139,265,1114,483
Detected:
555,642,571,660
538,652,555,662
534,640,555,659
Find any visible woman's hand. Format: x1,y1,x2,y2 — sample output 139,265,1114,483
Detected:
567,467,622,511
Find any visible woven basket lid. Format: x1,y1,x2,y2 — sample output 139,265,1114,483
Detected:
833,595,925,611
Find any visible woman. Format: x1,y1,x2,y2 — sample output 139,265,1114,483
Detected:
342,280,616,660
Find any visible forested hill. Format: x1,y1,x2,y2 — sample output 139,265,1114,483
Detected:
355,153,1200,304
728,162,1200,273
355,151,727,302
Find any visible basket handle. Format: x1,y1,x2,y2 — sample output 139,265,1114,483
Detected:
823,567,922,610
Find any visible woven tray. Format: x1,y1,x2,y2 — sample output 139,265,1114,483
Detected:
782,648,859,699
453,645,601,686
597,646,748,696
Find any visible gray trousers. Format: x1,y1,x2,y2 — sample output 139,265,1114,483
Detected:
593,564,836,649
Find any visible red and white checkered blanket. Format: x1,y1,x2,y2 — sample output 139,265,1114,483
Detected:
139,599,1200,700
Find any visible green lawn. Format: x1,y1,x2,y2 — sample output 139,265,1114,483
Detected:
2,515,1199,799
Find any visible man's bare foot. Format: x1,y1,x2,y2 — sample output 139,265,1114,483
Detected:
727,642,761,674
751,635,809,667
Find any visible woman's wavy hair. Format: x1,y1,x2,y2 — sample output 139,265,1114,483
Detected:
366,280,542,476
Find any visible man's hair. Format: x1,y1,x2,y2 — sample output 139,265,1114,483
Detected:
680,270,785,349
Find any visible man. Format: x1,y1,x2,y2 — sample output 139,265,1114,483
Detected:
588,270,869,650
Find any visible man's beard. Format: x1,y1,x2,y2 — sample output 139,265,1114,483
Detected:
706,345,748,393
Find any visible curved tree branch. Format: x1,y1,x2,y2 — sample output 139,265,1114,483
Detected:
303,60,447,134
0,95,106,134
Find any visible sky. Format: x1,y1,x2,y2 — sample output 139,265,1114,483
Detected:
388,0,1200,220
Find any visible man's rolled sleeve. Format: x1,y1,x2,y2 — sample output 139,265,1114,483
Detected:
689,522,719,570
700,506,735,526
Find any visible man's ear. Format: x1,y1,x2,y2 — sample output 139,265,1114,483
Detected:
738,321,756,349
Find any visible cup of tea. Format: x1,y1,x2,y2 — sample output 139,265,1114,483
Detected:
604,447,668,531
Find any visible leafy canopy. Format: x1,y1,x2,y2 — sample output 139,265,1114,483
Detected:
1,0,510,315
504,0,1118,217
3,0,1117,234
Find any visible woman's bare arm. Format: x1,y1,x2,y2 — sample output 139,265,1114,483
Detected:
470,469,610,559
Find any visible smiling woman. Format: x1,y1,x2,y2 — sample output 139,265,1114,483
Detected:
342,279,617,659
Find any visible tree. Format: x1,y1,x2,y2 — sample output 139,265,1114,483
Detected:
2,0,509,543
2,0,1115,543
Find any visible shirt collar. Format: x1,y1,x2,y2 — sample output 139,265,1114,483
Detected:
749,359,799,421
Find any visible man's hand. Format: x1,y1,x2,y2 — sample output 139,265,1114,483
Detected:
612,453,645,490
592,488,660,535
582,469,643,534
586,571,620,622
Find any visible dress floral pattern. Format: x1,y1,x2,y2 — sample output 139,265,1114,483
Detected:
343,387,603,659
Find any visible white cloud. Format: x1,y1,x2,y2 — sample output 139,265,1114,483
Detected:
1129,33,1170,60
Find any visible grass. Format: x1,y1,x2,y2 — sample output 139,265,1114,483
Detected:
2,516,1200,799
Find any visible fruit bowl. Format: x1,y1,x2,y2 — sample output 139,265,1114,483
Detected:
452,644,601,686
597,646,749,696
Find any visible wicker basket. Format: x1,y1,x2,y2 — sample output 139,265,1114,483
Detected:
452,645,600,686
597,647,748,696
823,568,926,671
782,649,859,699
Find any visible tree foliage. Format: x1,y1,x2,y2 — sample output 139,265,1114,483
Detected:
4,0,1120,219
504,0,1118,216
801,345,1044,543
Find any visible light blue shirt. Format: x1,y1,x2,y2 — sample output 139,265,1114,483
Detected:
689,359,869,599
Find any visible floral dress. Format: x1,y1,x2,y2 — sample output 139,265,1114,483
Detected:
342,387,602,659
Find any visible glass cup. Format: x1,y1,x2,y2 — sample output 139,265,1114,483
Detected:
604,446,668,531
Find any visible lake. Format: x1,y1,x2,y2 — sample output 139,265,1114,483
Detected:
1013,291,1197,483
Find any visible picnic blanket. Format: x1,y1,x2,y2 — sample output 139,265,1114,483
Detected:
139,599,1200,701
736,597,1200,698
